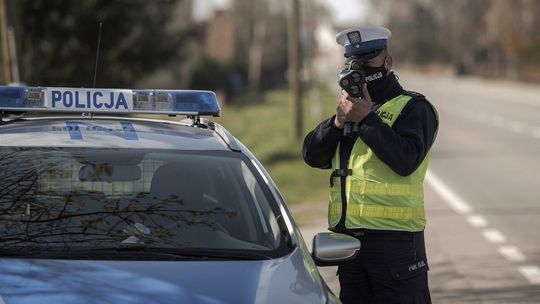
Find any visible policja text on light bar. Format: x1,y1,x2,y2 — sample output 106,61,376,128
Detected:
0,86,221,117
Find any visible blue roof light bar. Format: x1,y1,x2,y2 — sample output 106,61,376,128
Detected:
0,86,221,117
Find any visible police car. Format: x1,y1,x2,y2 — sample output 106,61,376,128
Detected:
0,86,360,304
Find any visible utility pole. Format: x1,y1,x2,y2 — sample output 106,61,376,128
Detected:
7,27,18,83
287,0,302,140
248,0,267,93
0,0,11,84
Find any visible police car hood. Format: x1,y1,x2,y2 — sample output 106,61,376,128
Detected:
0,249,328,304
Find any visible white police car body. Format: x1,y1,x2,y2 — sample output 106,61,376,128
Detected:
0,86,359,304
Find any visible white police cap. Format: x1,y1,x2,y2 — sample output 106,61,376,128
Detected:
336,26,391,58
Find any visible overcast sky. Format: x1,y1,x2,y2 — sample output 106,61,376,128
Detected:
192,0,367,25
318,0,368,25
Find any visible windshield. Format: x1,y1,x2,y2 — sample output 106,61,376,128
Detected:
0,147,288,259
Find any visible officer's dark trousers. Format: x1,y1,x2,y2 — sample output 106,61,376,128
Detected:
338,230,431,304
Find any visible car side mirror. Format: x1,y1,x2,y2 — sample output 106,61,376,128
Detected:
311,232,360,267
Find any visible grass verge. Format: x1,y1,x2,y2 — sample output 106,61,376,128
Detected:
213,87,338,205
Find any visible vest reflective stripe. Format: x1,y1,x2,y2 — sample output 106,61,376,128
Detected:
330,179,424,219
329,202,425,219
349,181,423,198
329,94,431,232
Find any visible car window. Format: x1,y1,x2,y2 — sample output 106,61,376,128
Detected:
0,147,288,258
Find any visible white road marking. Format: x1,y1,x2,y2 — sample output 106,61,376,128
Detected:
482,229,506,244
498,245,526,262
467,214,488,228
425,170,472,215
426,170,540,285
519,266,540,285
0,295,4,304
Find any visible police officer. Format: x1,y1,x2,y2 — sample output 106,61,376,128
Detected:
303,26,438,303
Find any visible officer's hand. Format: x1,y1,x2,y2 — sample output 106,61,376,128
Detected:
334,85,372,129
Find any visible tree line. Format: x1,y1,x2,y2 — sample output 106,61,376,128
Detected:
0,0,294,102
371,0,540,81
4,0,537,99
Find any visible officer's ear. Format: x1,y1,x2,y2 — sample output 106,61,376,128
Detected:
385,55,393,74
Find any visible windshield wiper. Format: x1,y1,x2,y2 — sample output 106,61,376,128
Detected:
167,248,274,260
0,245,274,261
0,248,28,257
93,246,273,260
0,247,66,258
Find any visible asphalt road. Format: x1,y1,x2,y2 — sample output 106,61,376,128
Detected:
293,69,540,303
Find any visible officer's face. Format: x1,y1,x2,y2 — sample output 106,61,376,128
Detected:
360,50,393,77
344,50,393,74
363,50,389,68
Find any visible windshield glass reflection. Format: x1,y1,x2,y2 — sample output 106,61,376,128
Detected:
0,148,285,258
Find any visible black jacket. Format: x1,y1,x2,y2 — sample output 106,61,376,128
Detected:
303,72,438,175
302,72,438,231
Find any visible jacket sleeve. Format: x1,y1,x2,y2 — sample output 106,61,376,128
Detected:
302,116,344,169
357,98,438,176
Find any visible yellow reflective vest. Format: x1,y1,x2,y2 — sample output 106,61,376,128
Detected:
329,94,433,232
